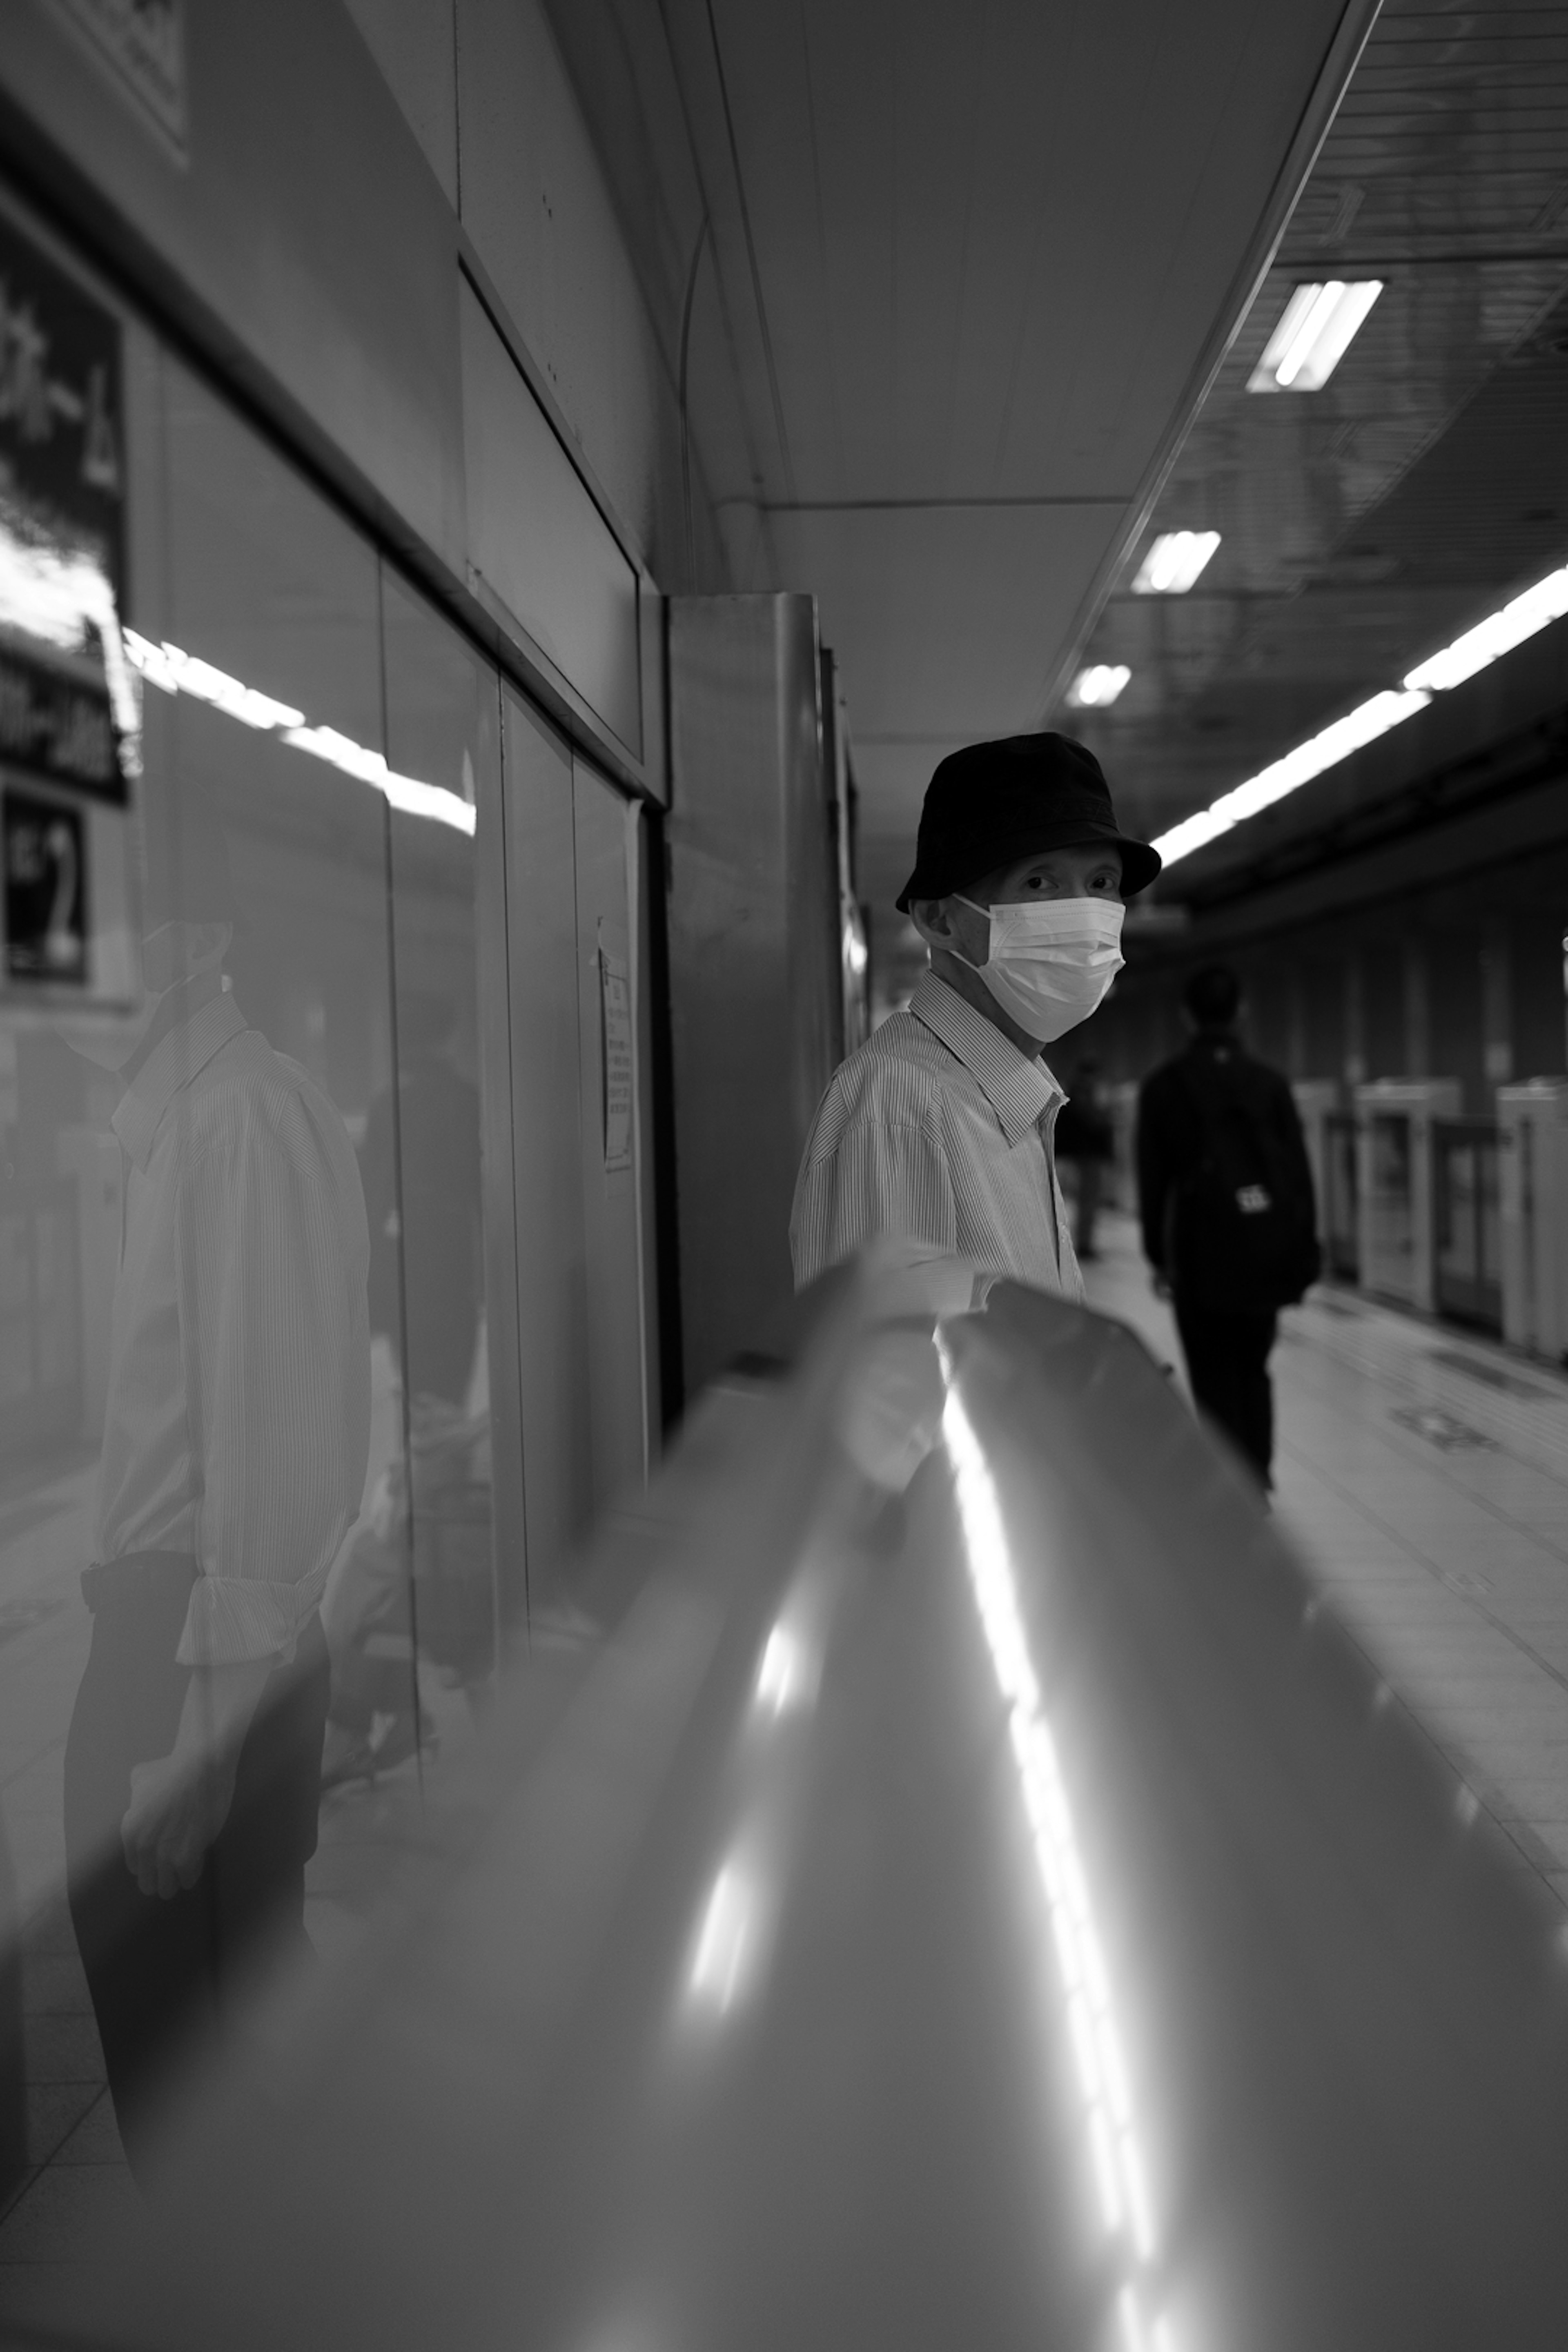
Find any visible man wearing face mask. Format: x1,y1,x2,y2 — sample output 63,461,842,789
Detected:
59,804,369,2172
791,733,1160,1292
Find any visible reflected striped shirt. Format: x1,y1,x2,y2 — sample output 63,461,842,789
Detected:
99,989,371,1667
790,971,1082,1299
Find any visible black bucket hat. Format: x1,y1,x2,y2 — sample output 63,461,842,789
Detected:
896,733,1161,911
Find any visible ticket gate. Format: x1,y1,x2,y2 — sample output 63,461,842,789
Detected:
1497,1080,1568,1362
1323,1109,1361,1280
1290,1079,1340,1240
1354,1079,1461,1313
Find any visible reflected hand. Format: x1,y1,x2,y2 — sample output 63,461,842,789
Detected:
119,1655,274,1899
1150,1269,1173,1301
122,1751,236,1899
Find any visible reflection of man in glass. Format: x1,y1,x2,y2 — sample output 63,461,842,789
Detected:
60,791,370,2172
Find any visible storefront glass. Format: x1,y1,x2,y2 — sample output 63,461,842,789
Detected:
0,193,555,2203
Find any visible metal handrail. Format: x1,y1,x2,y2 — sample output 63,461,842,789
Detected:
30,1253,1568,2350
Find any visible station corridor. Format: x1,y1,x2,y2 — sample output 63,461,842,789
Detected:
1084,1214,1568,1924
4,0,1568,2334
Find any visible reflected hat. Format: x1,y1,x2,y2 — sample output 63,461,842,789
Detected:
895,733,1161,911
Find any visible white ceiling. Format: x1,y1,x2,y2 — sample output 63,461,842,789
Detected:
548,0,1378,901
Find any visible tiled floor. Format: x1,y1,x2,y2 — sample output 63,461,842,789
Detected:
1079,1207,1568,1917
5,1220,1568,2306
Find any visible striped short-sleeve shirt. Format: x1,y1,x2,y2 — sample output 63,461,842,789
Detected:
790,971,1082,1299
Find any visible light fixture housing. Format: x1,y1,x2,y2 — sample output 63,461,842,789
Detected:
1247,280,1382,393
1068,664,1131,709
1130,532,1220,596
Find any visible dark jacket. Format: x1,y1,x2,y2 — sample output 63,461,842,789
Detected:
1137,1033,1316,1310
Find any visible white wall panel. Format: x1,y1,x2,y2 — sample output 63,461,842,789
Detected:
500,686,591,1604
461,281,642,757
342,0,460,207
454,0,676,575
0,0,468,577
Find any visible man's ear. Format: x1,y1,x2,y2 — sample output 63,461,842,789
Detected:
909,895,960,953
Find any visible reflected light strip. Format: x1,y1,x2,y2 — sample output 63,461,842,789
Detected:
687,1862,755,2014
122,628,477,836
755,1620,810,1717
940,1361,1169,2342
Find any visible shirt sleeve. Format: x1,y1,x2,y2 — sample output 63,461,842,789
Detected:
173,1093,364,1666
791,1111,959,1287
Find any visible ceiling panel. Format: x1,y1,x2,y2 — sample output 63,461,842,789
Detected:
635,0,1366,862
690,0,1359,503
765,503,1126,735
543,0,1387,937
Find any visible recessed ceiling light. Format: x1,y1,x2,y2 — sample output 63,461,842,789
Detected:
1247,280,1382,393
1068,664,1130,708
1130,532,1220,595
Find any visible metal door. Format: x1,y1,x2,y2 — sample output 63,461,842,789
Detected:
1433,1119,1503,1332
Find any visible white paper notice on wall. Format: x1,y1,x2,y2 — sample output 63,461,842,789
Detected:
600,949,633,1174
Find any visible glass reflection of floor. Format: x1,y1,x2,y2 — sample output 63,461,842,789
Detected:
0,1412,483,2299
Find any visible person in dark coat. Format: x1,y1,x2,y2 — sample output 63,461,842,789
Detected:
1137,966,1318,1486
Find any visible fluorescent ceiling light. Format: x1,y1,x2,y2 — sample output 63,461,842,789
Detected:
1403,561,1568,692
1131,532,1219,595
124,628,477,835
1069,664,1130,708
1247,281,1382,393
1154,556,1568,870
1153,689,1429,867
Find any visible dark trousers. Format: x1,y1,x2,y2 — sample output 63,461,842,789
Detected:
63,1557,329,2175
1174,1301,1279,1485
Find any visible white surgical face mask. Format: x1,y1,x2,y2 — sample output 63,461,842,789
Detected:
952,893,1125,1043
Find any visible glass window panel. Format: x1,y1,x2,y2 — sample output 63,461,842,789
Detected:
0,252,165,2082
0,314,431,2212
0,213,518,2253
338,570,504,1807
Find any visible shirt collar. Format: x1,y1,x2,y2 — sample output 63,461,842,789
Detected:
909,971,1062,1145
112,990,249,1170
